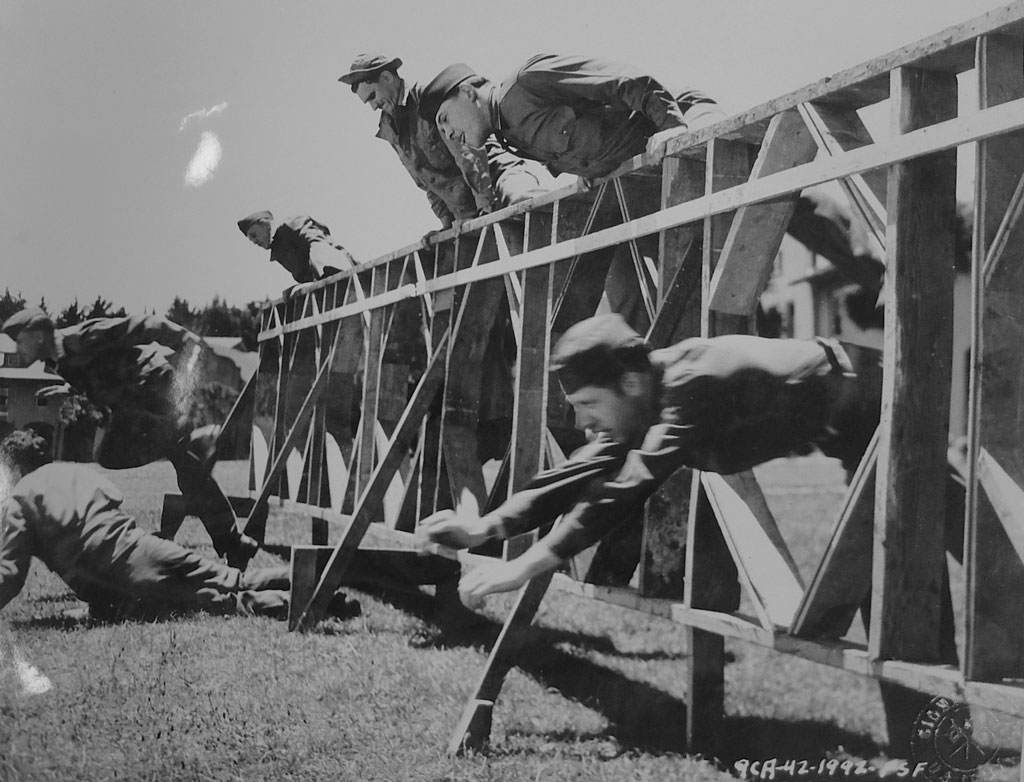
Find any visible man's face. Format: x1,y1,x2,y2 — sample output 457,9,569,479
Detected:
565,382,647,445
245,222,272,250
355,71,401,115
15,329,49,364
436,86,490,148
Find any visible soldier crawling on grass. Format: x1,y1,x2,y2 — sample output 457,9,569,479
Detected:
1,307,259,570
418,314,882,603
0,430,360,620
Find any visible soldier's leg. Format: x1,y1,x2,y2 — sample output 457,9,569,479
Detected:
164,439,258,569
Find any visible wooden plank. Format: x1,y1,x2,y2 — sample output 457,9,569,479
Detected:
639,467,692,599
797,102,888,289
504,213,553,559
791,430,879,638
965,33,1024,681
442,228,509,511
651,155,704,348
704,472,805,629
242,336,340,535
661,2,1024,164
261,95,1024,340
447,572,555,755
978,447,1024,566
709,109,819,315
684,474,738,755
355,266,387,499
869,66,958,662
704,138,753,336
290,328,450,631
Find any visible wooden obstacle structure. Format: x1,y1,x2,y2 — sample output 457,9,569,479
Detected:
224,2,1024,756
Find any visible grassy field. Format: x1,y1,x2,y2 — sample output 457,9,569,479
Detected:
0,457,1020,781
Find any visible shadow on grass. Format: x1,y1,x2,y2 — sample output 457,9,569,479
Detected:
359,587,882,759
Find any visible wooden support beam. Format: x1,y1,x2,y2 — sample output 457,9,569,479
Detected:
704,472,805,629
505,213,553,559
965,33,1024,681
262,95,1024,340
869,66,957,662
290,328,450,631
684,474,740,755
651,155,704,347
355,266,388,499
709,109,819,315
791,429,879,638
243,332,341,535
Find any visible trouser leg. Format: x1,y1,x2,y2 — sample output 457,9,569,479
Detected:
164,440,241,553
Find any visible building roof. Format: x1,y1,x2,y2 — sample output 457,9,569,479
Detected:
203,336,248,352
0,333,15,354
0,360,62,382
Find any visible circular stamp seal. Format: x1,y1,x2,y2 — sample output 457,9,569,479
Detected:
910,696,1000,782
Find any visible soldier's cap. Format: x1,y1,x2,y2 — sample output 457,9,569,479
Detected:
417,63,479,121
1,307,53,339
551,314,652,394
237,210,274,236
338,54,403,86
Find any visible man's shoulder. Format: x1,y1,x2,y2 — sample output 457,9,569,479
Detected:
13,463,111,496
281,215,331,237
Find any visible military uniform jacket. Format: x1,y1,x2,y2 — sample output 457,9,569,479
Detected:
270,216,357,284
377,82,480,226
491,336,855,559
0,464,151,610
496,54,713,178
54,315,192,412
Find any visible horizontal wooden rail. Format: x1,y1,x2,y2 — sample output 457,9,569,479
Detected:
262,95,1024,340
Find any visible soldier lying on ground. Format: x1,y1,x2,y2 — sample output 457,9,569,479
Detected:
418,314,882,603
2,308,259,569
0,430,357,620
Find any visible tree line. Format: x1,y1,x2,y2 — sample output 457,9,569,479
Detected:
0,289,263,349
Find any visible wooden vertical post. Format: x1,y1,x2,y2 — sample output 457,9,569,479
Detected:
684,137,749,754
965,33,1024,681
869,66,958,663
638,154,706,597
504,212,554,559
355,266,387,499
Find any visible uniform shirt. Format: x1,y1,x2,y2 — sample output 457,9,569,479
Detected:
270,215,357,284
378,82,481,226
0,463,152,610
491,336,857,559
54,315,193,411
494,54,714,178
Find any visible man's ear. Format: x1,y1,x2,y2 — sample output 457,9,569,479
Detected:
619,371,649,399
458,81,479,104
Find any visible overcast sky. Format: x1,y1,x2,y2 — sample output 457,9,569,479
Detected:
0,0,1010,315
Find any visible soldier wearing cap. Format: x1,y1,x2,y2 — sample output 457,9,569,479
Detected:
339,53,554,230
418,56,722,183
418,313,879,601
236,210,357,295
1,307,259,570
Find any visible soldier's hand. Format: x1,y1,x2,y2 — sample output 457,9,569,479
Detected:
416,509,492,550
576,175,597,193
645,126,689,159
420,229,441,251
458,560,530,606
36,383,71,400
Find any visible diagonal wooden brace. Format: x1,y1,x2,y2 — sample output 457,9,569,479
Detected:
243,329,342,535
448,570,555,755
290,328,451,631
